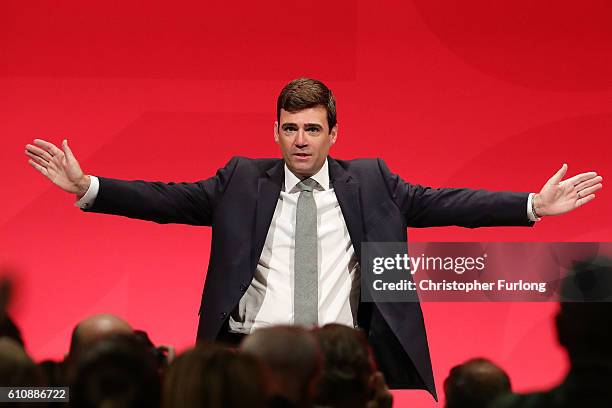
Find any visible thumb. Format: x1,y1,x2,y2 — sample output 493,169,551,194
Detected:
547,163,567,185
62,139,76,162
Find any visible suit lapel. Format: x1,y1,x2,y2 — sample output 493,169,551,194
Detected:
251,160,284,269
251,158,365,267
328,157,364,261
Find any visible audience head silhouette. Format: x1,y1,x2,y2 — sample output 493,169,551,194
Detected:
312,323,377,408
0,337,44,387
240,325,322,407
444,358,511,408
163,343,269,408
491,256,612,408
556,256,612,361
70,333,161,408
69,313,133,359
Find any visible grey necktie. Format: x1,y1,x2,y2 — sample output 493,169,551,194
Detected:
294,178,319,326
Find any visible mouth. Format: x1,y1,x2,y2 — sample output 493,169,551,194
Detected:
293,153,311,161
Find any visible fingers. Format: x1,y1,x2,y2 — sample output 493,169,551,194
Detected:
565,171,598,186
547,163,568,185
575,193,596,208
25,143,53,161
33,138,63,157
28,159,48,176
578,183,602,198
25,150,50,167
574,175,603,192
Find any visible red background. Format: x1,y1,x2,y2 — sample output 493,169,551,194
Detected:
1,1,610,406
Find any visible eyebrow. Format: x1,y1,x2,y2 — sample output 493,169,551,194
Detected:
281,123,323,129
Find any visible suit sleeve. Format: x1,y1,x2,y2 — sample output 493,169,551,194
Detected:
377,158,534,228
82,156,240,226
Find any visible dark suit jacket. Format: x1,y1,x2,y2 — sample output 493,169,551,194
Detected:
84,156,533,399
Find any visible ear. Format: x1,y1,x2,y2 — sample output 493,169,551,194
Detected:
329,123,338,145
274,121,280,144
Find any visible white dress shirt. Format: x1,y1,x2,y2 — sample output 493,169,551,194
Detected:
75,160,539,334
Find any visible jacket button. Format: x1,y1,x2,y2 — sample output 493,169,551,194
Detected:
220,312,227,319
240,284,247,292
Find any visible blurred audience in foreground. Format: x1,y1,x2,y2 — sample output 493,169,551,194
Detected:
241,325,321,408
1,256,611,408
163,343,269,408
70,334,161,408
492,256,612,408
68,313,133,362
313,323,392,408
0,337,44,387
443,358,511,408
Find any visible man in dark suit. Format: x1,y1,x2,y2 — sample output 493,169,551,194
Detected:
25,78,603,399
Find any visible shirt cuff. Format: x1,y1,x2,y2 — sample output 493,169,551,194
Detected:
527,192,541,222
75,175,99,209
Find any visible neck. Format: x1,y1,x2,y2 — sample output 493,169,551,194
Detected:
285,158,327,181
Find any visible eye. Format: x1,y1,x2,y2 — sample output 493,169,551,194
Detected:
306,127,321,134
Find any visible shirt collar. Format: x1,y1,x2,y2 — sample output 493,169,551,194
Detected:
284,158,330,192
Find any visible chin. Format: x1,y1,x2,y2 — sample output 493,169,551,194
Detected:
289,163,314,178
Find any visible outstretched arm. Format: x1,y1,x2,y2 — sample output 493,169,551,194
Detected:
379,159,603,228
25,139,237,226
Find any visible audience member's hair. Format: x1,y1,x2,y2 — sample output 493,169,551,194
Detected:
0,337,44,387
312,324,376,408
70,334,161,408
444,358,511,408
0,314,25,347
162,343,268,408
134,329,170,370
556,256,612,361
240,326,321,407
38,359,65,387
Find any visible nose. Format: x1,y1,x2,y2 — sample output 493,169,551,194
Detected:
295,129,308,148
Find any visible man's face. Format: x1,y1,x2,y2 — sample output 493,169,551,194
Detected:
274,105,337,179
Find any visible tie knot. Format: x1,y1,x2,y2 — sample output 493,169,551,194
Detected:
296,178,319,192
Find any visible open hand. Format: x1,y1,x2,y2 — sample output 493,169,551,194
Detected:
534,164,603,217
25,139,90,197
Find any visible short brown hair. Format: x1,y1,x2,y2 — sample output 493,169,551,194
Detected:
277,78,337,130
163,344,269,408
313,324,375,406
